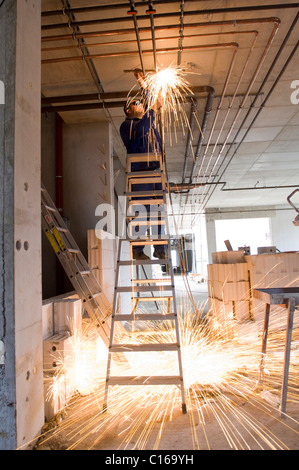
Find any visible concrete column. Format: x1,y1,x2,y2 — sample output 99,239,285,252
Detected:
205,217,217,264
0,0,43,450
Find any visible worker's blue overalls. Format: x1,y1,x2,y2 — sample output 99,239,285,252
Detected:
120,108,166,257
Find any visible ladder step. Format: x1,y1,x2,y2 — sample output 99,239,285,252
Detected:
129,177,162,185
118,259,171,266
127,171,163,177
126,153,162,163
44,204,57,213
110,343,179,352
128,219,166,226
116,285,173,293
79,270,92,275
55,226,68,233
67,248,80,254
128,199,164,206
120,238,170,245
107,376,182,385
125,190,164,197
133,296,173,301
131,278,170,284
113,314,177,321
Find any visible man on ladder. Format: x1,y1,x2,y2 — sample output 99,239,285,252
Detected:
104,70,187,415
120,71,167,261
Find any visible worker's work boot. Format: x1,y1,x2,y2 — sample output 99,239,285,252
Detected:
153,249,167,260
133,251,150,261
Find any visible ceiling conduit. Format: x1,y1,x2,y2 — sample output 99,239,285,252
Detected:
41,3,299,30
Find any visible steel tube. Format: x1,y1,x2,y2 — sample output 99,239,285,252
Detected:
41,4,298,30
42,41,239,64
41,17,281,43
191,18,280,193
193,31,298,220
182,98,197,182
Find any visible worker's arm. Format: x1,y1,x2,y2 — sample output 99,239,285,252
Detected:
134,70,164,112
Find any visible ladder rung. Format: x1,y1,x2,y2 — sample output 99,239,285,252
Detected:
44,204,57,213
126,153,162,163
107,376,182,385
118,259,171,266
127,169,163,176
129,177,162,185
125,190,164,197
110,343,179,352
116,285,173,293
67,248,80,254
131,278,170,284
113,314,177,322
120,238,169,245
132,296,173,301
80,270,91,275
128,199,165,206
128,219,166,226
55,226,68,233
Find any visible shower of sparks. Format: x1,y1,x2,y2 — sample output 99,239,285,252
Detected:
38,297,299,451
128,65,196,145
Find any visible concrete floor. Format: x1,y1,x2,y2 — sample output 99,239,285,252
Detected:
34,274,299,451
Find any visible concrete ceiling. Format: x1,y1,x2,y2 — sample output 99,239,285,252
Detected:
41,1,299,228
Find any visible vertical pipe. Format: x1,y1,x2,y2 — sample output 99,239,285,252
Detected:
129,0,145,75
55,113,64,294
55,113,63,215
147,0,157,70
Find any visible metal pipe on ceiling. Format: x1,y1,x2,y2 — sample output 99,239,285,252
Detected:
187,86,215,183
40,86,214,114
147,0,157,70
192,18,280,188
180,16,279,223
194,30,259,184
41,0,218,17
41,29,259,53
177,0,185,66
182,97,197,182
41,101,127,114
128,0,145,75
192,35,298,222
41,41,240,64
41,4,299,30
191,43,239,180
41,17,282,43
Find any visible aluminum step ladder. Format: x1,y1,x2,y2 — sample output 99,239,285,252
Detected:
104,153,187,414
41,184,112,347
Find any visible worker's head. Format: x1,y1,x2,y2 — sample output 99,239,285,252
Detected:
124,99,144,119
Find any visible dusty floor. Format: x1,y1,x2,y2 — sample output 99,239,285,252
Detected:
36,278,299,451
36,386,299,451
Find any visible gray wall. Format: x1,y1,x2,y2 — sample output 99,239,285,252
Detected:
0,0,43,450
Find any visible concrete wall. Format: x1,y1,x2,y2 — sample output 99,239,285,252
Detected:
41,113,57,299
0,0,43,450
63,121,113,259
270,207,299,252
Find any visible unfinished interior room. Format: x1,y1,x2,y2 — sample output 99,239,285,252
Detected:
0,0,299,452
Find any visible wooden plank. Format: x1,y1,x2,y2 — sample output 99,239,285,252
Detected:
108,376,182,385
118,259,170,266
128,199,165,206
127,171,163,177
116,285,174,293
110,343,179,352
131,278,170,284
127,153,162,163
125,190,164,197
113,314,177,321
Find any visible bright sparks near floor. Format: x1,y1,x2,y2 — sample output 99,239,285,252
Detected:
40,303,299,451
